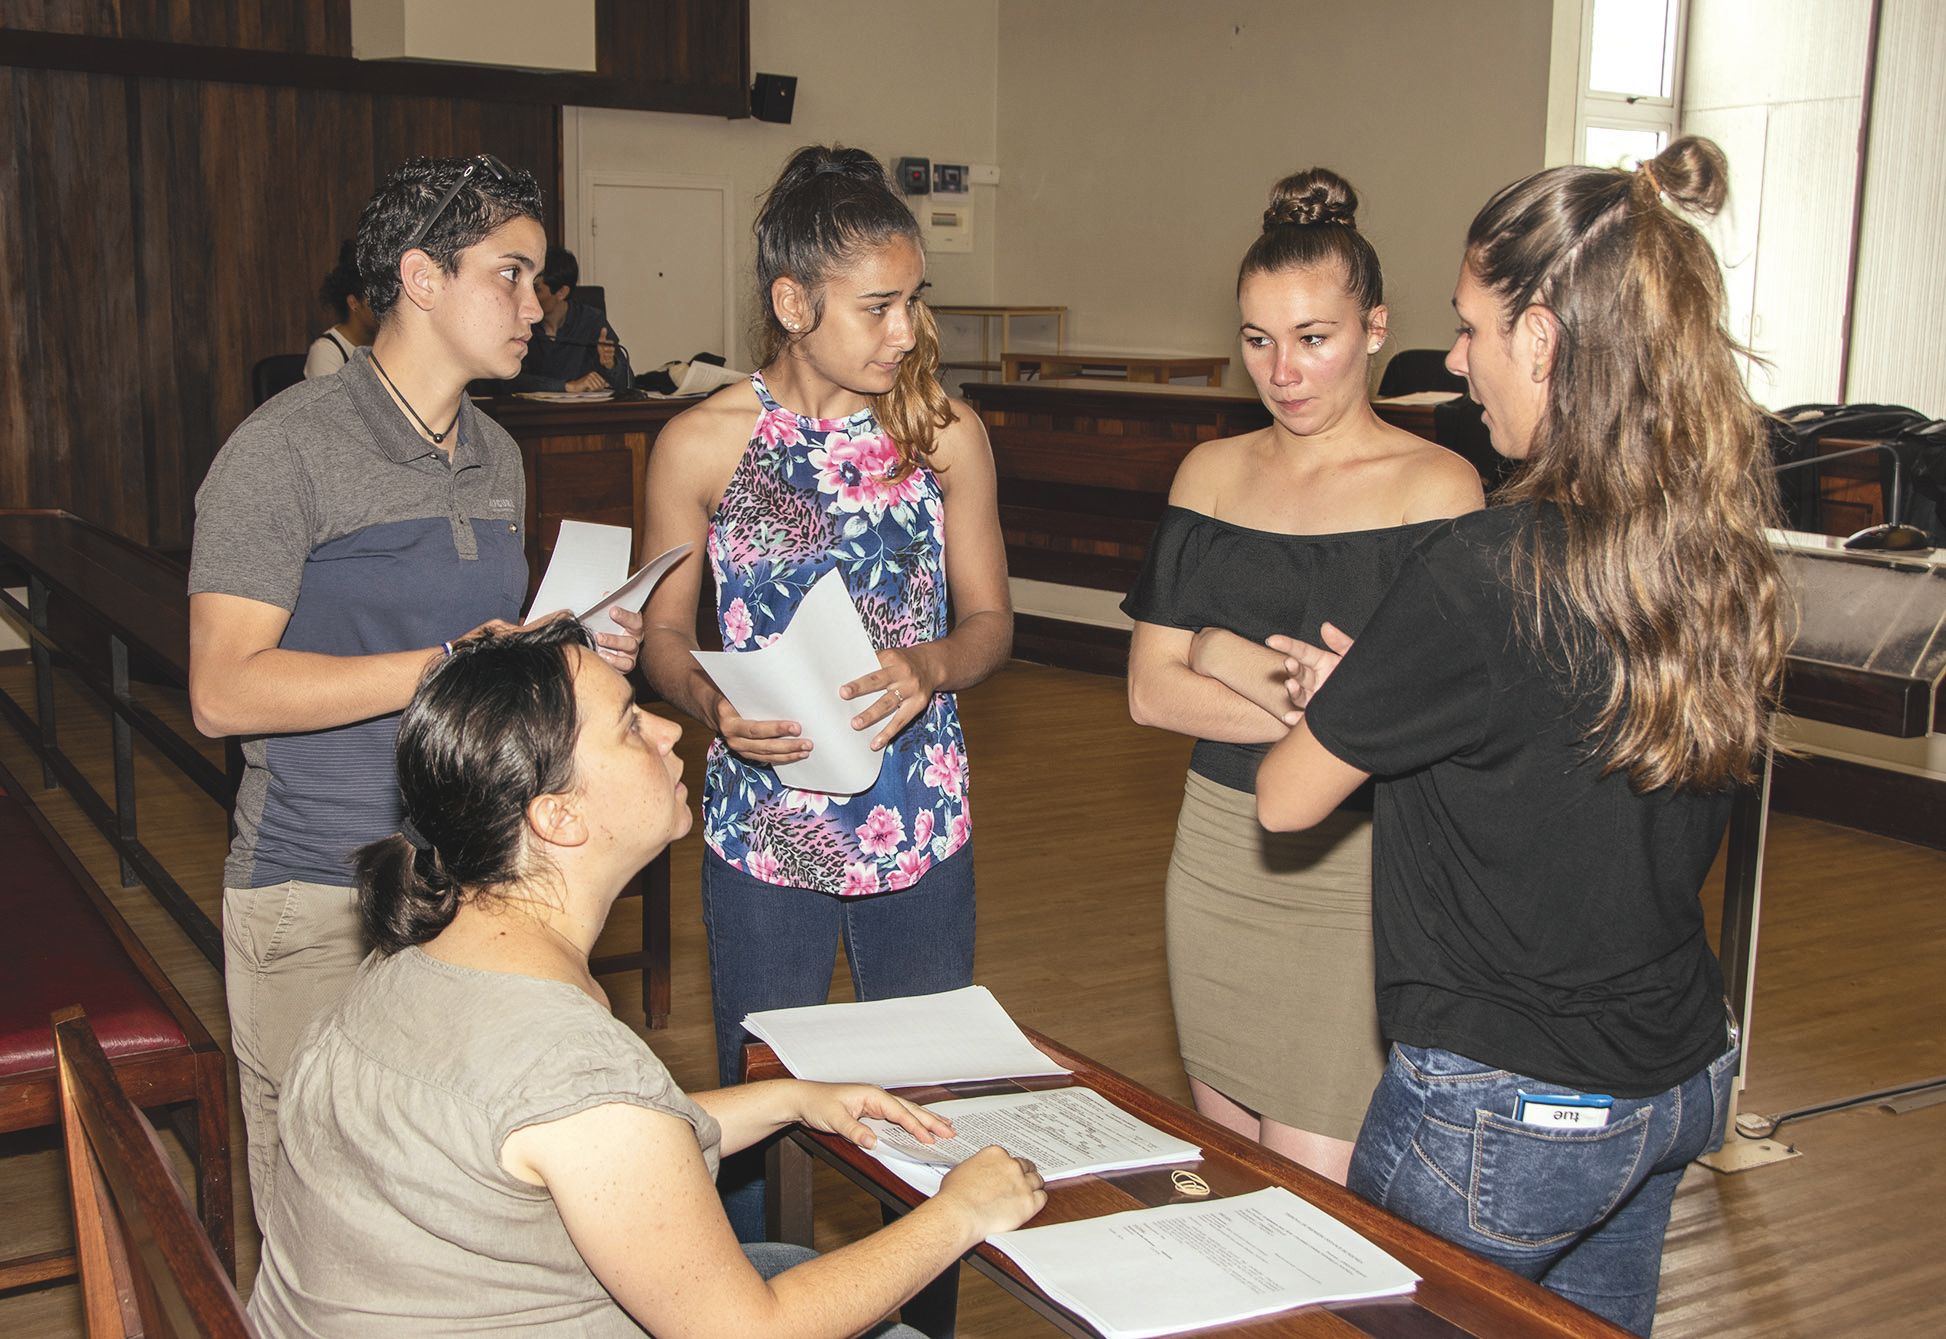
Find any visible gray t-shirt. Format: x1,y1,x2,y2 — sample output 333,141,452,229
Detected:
249,948,722,1336
189,350,527,889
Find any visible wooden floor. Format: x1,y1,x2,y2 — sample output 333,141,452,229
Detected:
1,658,1941,1337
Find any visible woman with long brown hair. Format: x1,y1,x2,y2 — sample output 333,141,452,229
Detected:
639,146,1010,1327
1255,137,1785,1335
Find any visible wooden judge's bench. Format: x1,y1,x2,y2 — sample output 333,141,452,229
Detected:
475,396,693,595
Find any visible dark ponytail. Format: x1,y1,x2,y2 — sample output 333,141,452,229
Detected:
754,144,955,476
1237,167,1384,318
355,620,595,954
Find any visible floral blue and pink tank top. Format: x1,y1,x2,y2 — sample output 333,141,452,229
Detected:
701,372,971,897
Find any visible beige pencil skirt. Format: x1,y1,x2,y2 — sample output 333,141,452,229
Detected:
1165,770,1385,1142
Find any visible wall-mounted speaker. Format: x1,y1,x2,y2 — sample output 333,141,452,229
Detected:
751,73,796,124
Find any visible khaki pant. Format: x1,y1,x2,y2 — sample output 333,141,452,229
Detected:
222,880,367,1230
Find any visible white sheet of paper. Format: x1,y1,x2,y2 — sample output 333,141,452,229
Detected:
524,521,630,624
575,542,692,636
524,523,692,637
988,1187,1419,1339
690,569,886,796
675,360,749,396
864,1087,1200,1196
742,986,1070,1088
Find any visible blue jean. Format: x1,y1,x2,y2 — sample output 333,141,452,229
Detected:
704,845,976,1336
741,1243,925,1338
1347,1038,1739,1336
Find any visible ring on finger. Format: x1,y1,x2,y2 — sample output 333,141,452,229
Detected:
890,685,905,705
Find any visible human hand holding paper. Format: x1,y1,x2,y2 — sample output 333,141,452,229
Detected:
692,570,891,796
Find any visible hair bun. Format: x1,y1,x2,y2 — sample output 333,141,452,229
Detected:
1641,136,1729,217
1263,168,1359,231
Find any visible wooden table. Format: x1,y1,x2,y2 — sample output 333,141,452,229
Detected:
1003,351,1230,386
748,1032,1628,1338
933,304,1069,383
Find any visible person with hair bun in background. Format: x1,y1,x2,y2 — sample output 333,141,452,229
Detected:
1257,138,1784,1334
1123,169,1483,1183
640,144,1011,1329
303,238,379,378
249,622,1045,1339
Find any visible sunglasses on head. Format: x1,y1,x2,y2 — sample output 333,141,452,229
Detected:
402,153,514,253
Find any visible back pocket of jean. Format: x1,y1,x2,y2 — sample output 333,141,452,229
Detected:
1468,1108,1653,1247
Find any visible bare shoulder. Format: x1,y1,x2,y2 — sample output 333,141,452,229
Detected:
931,396,993,469
1168,429,1261,512
650,382,758,483
1385,430,1485,523
660,380,761,454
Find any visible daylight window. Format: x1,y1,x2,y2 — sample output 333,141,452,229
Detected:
1578,0,1685,168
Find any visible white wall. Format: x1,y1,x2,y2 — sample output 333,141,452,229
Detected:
991,0,1555,386
1680,0,1872,410
1846,0,1946,416
563,0,1000,369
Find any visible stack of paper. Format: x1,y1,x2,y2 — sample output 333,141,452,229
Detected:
742,986,1070,1088
864,1087,1200,1195
989,1187,1419,1338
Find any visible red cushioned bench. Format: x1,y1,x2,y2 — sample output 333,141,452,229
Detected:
0,756,233,1293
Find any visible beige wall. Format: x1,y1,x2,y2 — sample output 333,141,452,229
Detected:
1847,0,1946,416
564,0,1000,368
991,0,1555,386
1681,0,1872,410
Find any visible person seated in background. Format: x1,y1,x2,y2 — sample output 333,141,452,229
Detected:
247,621,1046,1339
510,245,633,392
302,239,379,378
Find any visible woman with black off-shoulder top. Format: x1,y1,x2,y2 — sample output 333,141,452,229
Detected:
1123,169,1482,1183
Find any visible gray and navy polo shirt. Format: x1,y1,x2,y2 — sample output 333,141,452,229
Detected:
189,349,527,890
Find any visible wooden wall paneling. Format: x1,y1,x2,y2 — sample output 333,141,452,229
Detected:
598,0,751,97
15,69,146,542
1,5,750,118
0,0,353,55
0,70,31,513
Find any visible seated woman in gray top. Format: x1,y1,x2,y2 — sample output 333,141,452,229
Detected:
249,621,1046,1338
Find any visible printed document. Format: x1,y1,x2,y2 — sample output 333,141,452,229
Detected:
691,569,887,795
864,1087,1200,1195
743,986,1070,1087
989,1187,1419,1338
523,521,691,636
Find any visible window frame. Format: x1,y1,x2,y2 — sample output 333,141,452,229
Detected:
1574,0,1689,167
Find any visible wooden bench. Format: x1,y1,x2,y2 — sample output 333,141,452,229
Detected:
55,1007,252,1337
0,755,233,1295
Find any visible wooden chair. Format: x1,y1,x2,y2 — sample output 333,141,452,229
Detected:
56,1008,254,1337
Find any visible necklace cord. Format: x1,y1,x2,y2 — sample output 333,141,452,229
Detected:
370,351,460,446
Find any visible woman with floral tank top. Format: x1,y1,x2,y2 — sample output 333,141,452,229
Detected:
641,146,1012,1290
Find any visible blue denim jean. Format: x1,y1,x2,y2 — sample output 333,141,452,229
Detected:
1347,1037,1739,1336
704,845,976,1337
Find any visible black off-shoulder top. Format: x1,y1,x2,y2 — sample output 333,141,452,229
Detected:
1121,505,1448,796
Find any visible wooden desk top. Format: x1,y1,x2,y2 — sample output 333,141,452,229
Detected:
473,393,698,436
746,1032,1626,1338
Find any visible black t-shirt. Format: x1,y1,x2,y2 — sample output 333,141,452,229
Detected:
1305,504,1730,1096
